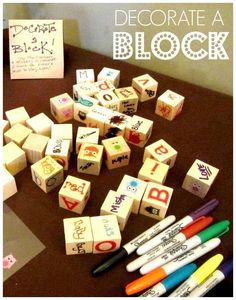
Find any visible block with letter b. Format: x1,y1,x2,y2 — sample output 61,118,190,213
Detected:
76,127,99,154
45,139,70,170
104,112,132,139
26,113,54,137
76,69,95,84
97,67,120,88
5,106,30,127
132,74,158,102
50,93,74,123
74,96,99,124
138,158,169,184
95,90,120,112
3,142,27,175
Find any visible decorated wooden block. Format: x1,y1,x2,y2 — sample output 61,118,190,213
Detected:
3,120,10,133
5,106,30,126
77,143,103,175
31,156,64,193
3,142,27,176
74,96,99,124
95,90,120,111
94,80,115,93
3,167,17,200
22,133,49,164
104,112,132,139
139,182,173,220
115,86,139,115
182,159,219,198
45,139,70,170
124,115,153,148
155,89,185,121
117,175,147,214
50,93,74,123
138,158,169,184
59,175,91,214
76,69,95,83
73,82,98,99
51,124,73,152
90,215,121,254
26,113,54,137
102,136,131,170
4,123,32,147
97,67,120,88
76,127,99,154
143,139,178,169
100,190,133,231
132,74,158,102
63,217,93,255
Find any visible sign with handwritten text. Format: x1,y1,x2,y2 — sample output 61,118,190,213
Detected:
9,19,64,79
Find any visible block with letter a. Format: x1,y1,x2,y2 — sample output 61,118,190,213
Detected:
132,74,158,102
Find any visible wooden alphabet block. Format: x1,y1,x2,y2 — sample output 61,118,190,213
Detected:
114,86,139,115
3,120,10,133
155,90,185,121
143,139,178,168
139,182,173,220
100,190,133,231
90,215,121,253
102,136,131,170
59,175,91,214
95,90,120,111
4,123,32,147
182,159,219,198
73,82,98,99
94,80,115,93
63,217,93,255
74,96,99,124
76,69,95,83
132,74,158,102
77,143,103,175
45,139,70,170
31,156,64,193
124,115,153,147
117,175,147,214
50,93,74,123
104,112,132,139
76,127,99,154
97,67,120,88
26,113,54,137
51,124,73,152
138,158,169,185
22,133,49,164
5,106,30,126
3,142,27,175
3,167,17,200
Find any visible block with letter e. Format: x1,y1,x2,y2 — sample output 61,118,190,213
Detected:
50,93,74,123
132,74,158,102
115,86,139,115
138,158,169,184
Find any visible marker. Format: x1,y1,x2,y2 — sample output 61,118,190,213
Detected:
140,220,229,274
139,263,197,297
168,254,224,297
126,216,213,272
137,198,219,255
91,215,176,276
125,237,221,295
188,257,233,297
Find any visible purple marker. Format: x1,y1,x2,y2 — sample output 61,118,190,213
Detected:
137,199,219,255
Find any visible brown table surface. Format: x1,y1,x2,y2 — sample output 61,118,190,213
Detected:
3,32,233,297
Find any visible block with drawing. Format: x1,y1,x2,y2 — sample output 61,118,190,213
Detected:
51,124,73,152
45,139,70,170
5,106,30,127
115,86,139,115
95,90,120,111
94,80,115,93
76,69,95,84
74,96,99,124
104,112,132,139
73,82,98,99
3,167,17,201
50,93,74,123
4,123,32,147
97,67,120,88
76,127,99,153
25,113,54,137
132,74,158,102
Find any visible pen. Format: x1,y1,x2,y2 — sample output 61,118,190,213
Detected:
125,237,221,295
91,215,176,276
187,257,233,297
126,216,213,272
140,220,229,274
137,198,219,255
168,254,224,297
139,263,197,297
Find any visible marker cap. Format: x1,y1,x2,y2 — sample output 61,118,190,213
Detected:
219,258,233,277
197,220,230,243
189,199,219,220
182,216,213,239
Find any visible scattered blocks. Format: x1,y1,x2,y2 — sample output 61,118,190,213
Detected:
3,142,27,176
139,182,173,220
3,120,10,133
5,106,30,126
182,159,219,198
104,112,132,139
59,175,91,214
155,90,185,121
3,167,17,200
76,69,95,84
73,82,98,99
95,90,120,111
74,96,99,124
26,113,54,137
50,93,74,123
76,127,99,154
132,74,158,102
45,139,70,170
115,86,139,115
100,190,133,230
51,124,73,152
31,156,64,193
138,158,169,184
4,123,32,147
94,80,115,93
97,67,120,88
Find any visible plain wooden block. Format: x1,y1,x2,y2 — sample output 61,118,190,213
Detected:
97,67,120,88
74,96,99,124
5,106,30,126
26,113,54,137
4,123,32,147
143,139,178,168
77,143,104,175
45,139,70,170
63,217,93,255
114,86,139,115
117,175,147,214
100,190,133,231
3,142,27,176
51,124,73,152
90,215,121,254
102,136,131,170
124,115,153,148
3,167,17,200
73,82,98,99
104,112,132,139
50,93,74,123
94,80,115,93
155,90,185,121
182,159,219,198
76,69,95,83
139,182,173,220
132,74,158,102
59,175,91,214
95,90,120,111
138,158,169,185
76,127,99,154
22,133,49,164
31,156,64,193
3,120,10,133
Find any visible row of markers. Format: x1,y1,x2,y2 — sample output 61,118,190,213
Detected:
91,199,232,297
